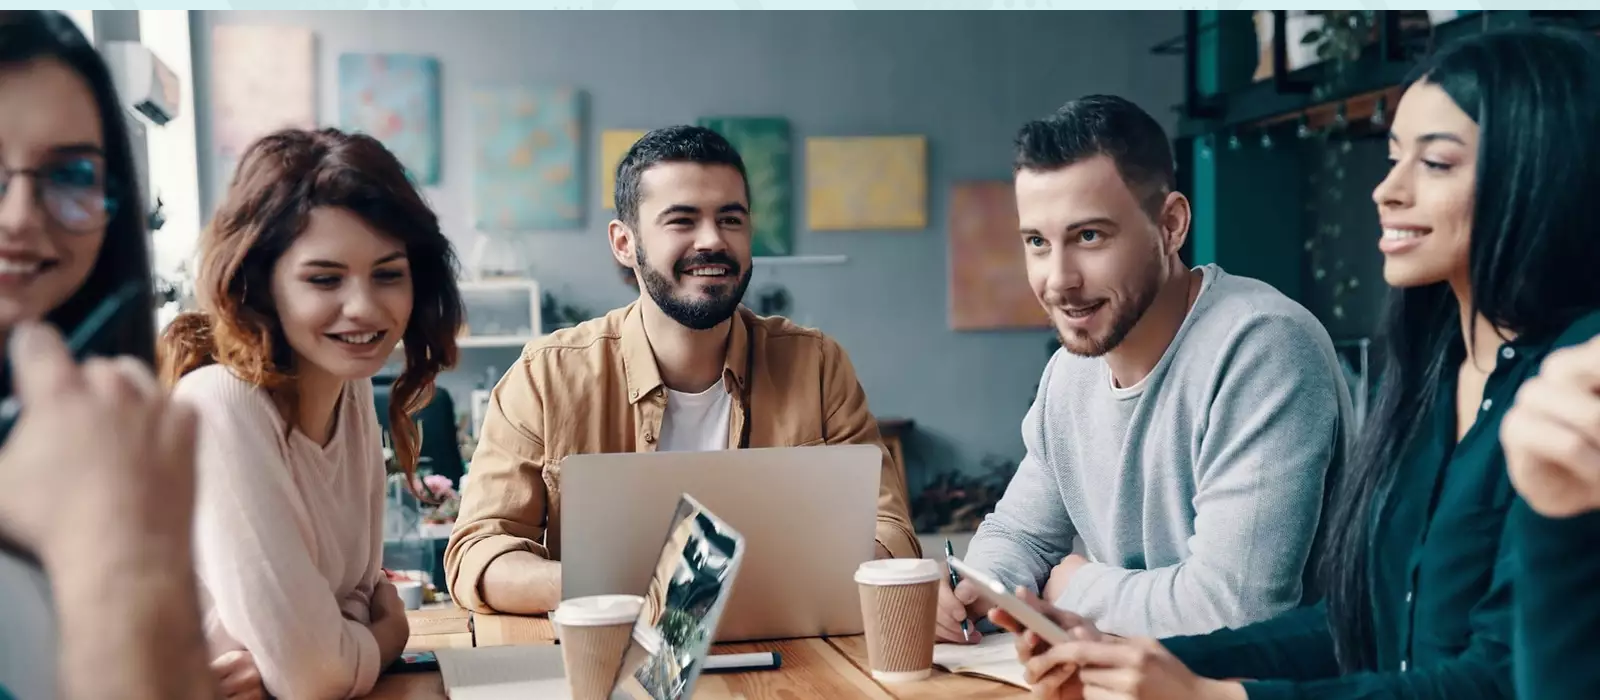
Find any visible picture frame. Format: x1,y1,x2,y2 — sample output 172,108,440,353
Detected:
458,278,541,347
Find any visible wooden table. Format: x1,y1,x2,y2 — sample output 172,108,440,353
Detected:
371,610,1024,699
403,603,473,652
827,635,1026,700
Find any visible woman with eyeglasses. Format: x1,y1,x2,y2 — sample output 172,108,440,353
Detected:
0,10,215,700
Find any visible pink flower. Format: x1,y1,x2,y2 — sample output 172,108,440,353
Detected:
422,474,456,499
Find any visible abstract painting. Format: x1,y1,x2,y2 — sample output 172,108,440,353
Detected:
469,86,583,231
697,116,792,257
338,53,441,185
601,129,647,210
805,135,926,230
948,182,1049,331
209,25,315,188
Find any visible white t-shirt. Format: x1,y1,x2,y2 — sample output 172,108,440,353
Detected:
658,383,733,452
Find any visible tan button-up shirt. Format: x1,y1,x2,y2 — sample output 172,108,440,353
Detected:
444,302,919,612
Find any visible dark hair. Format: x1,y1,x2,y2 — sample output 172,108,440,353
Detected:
1013,94,1176,216
1319,25,1600,672
158,127,465,487
614,125,748,228
0,11,156,372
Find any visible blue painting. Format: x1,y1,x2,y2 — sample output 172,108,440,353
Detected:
338,53,440,185
470,86,583,231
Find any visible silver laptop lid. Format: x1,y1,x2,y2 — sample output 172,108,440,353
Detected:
560,444,881,641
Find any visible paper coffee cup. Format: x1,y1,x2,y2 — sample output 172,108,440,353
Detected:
854,559,942,682
553,594,644,700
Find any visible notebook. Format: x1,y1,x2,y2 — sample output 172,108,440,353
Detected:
932,633,1030,689
435,645,571,699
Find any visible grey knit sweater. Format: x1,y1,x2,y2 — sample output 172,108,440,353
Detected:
963,265,1353,638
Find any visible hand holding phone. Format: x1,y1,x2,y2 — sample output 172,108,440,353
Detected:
945,556,1080,646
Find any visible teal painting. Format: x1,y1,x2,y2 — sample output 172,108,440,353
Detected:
696,116,792,257
338,53,441,185
470,86,583,231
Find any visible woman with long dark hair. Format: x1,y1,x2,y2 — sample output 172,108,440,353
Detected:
160,127,464,699
0,10,214,700
991,25,1600,700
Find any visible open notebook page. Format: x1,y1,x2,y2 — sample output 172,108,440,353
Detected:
932,632,1030,689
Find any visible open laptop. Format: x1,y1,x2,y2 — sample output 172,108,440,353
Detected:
435,494,745,700
561,444,882,642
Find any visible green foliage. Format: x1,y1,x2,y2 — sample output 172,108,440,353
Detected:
1299,11,1379,100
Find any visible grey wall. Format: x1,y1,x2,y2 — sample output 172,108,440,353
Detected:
190,10,1185,488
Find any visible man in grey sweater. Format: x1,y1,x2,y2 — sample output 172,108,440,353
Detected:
937,96,1352,642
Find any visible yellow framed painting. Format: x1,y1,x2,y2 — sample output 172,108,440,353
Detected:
805,135,926,231
601,129,647,210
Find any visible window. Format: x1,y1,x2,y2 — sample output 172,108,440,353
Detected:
136,10,201,281
62,10,94,42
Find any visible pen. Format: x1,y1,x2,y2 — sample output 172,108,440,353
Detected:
945,539,970,641
0,280,143,446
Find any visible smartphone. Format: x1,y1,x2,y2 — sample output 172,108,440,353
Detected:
389,650,439,674
946,556,1075,645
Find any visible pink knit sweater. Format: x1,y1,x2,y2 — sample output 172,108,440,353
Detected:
174,364,389,699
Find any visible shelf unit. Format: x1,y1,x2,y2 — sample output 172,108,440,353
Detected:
393,335,538,355
753,254,849,266
1174,9,1600,318
1177,10,1600,139
455,336,537,349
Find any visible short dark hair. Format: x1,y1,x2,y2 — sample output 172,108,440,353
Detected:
1013,94,1176,215
614,125,749,228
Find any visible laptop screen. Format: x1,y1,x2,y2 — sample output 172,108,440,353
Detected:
609,494,745,700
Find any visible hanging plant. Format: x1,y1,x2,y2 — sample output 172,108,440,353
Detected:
1300,11,1378,100
1296,11,1381,326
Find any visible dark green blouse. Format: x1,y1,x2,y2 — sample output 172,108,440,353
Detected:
1512,503,1600,698
1163,312,1600,700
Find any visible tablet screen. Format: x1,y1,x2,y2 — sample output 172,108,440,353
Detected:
609,495,745,700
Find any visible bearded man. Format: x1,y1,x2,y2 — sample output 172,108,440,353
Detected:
446,126,917,615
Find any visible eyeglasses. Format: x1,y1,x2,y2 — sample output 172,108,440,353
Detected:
0,157,120,233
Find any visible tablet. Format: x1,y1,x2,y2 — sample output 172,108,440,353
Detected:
945,556,1075,646
608,494,746,700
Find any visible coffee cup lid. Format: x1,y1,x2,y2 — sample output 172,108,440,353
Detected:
854,558,942,586
553,594,644,627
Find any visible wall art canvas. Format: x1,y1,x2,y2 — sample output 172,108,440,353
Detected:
338,53,441,185
600,129,647,210
948,182,1049,331
805,135,926,230
697,116,792,257
209,26,315,188
470,86,583,230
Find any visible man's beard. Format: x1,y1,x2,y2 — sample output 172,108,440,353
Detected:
637,246,752,331
1056,258,1163,358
